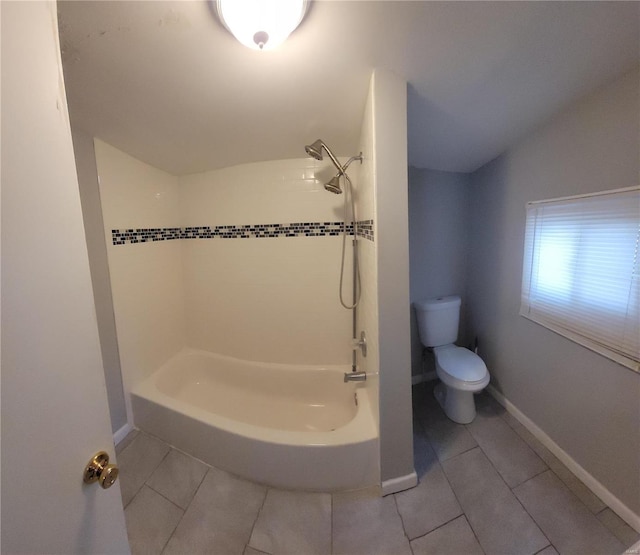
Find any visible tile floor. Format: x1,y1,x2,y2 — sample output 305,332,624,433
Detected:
116,382,639,555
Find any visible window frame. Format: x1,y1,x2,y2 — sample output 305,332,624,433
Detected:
520,186,640,373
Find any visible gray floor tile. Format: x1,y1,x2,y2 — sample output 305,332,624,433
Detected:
332,488,412,555
513,425,606,513
164,467,266,555
118,432,171,507
412,427,437,479
147,448,208,509
417,389,478,462
474,391,505,418
467,410,548,488
500,409,522,430
514,470,624,555
125,486,183,555
597,508,640,548
244,546,269,555
249,489,331,555
410,516,483,555
549,463,606,514
116,428,140,455
535,546,559,555
442,447,548,555
511,424,558,466
395,438,462,540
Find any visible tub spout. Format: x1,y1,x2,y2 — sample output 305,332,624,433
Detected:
344,371,367,383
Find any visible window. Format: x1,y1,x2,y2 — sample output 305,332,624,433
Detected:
520,187,639,372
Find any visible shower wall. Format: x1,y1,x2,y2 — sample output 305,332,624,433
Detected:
95,141,357,399
95,139,186,398
179,160,353,364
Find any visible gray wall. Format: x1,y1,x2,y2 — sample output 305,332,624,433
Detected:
408,168,471,376
466,68,640,514
374,70,415,487
72,129,128,434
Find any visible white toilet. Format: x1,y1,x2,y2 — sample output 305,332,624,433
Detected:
415,295,489,424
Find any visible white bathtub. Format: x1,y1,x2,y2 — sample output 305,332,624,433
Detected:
131,348,379,491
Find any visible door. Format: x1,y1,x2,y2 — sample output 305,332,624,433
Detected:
1,1,130,553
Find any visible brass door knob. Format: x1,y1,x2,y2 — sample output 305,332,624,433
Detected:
83,451,119,489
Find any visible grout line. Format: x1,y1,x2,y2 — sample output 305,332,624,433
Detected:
121,440,171,510
509,466,551,491
505,471,554,550
546,465,608,516
392,494,415,555
505,417,611,517
144,483,186,513
436,442,477,464
148,487,184,555
330,492,334,555
407,514,465,543
464,430,554,548
463,401,550,488
462,513,488,555
410,417,485,552
485,386,638,530
447,438,554,553
245,486,269,553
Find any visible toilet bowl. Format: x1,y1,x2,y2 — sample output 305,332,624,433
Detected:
433,344,489,423
414,296,489,424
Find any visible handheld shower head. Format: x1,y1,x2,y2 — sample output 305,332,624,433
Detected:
324,175,342,194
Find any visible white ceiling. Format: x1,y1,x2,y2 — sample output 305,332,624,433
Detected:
58,1,639,176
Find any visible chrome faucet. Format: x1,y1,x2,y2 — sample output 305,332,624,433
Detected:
344,371,367,383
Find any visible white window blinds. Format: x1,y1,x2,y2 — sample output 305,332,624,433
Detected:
521,187,640,372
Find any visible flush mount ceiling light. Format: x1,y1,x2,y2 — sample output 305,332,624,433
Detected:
216,0,308,51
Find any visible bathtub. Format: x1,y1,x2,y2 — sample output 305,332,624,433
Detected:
131,348,379,491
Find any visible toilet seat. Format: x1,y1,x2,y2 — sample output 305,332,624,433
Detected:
433,345,489,391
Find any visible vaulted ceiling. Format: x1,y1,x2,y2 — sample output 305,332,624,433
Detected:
58,1,639,176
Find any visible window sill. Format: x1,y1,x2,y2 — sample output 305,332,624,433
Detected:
520,311,639,374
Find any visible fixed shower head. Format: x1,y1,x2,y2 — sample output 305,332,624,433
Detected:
305,139,324,161
304,139,344,175
324,175,342,194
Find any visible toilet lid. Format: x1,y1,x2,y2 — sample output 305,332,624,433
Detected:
436,346,487,382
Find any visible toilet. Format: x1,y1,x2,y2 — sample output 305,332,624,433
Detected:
414,295,489,424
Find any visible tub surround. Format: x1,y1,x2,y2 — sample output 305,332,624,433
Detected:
95,142,363,379
94,70,415,495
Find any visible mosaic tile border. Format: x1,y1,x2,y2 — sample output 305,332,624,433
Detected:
112,220,374,245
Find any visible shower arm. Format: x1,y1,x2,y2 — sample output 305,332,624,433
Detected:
322,143,362,177
328,154,364,182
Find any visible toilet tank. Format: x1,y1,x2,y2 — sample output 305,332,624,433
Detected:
414,295,461,347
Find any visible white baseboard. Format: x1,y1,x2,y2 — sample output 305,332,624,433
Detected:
381,471,418,496
487,385,640,533
113,422,133,446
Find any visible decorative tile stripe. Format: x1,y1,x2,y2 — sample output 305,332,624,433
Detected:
112,220,374,245
112,227,182,245
356,219,374,241
182,221,353,240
